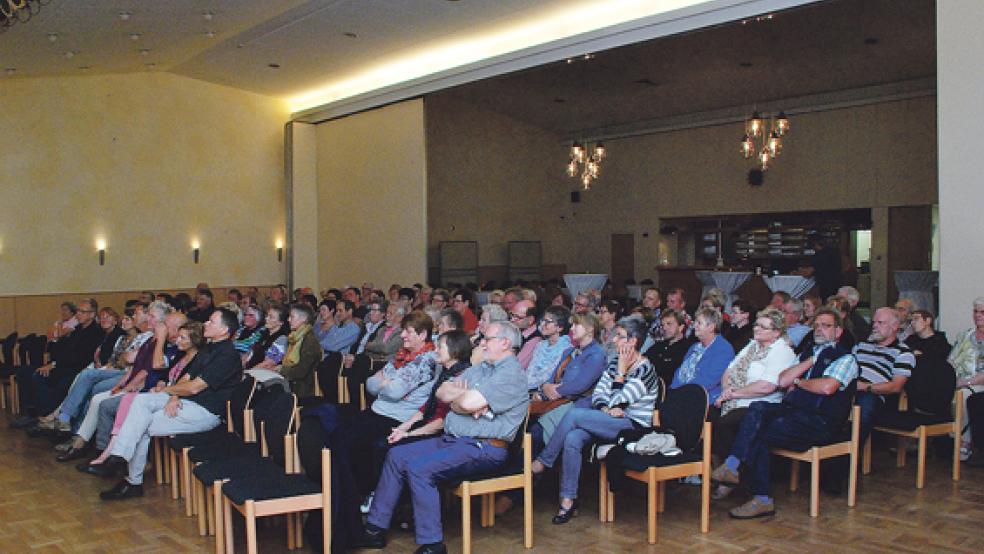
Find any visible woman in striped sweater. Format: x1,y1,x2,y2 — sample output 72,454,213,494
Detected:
531,316,661,524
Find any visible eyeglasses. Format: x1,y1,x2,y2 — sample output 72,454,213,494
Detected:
540,318,557,326
753,323,776,330
509,312,526,320
574,301,589,308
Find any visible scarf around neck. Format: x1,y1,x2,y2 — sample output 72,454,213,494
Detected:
284,323,312,367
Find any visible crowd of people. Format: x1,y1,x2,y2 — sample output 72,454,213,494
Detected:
7,278,984,552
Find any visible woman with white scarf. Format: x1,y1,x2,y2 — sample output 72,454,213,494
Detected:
711,307,797,499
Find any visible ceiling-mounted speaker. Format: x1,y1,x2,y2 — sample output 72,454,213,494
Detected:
570,191,581,203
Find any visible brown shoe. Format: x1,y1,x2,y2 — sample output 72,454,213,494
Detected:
494,496,514,515
729,498,776,519
711,463,740,486
711,484,734,501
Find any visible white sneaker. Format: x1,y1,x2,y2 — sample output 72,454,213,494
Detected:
680,475,702,486
360,491,375,514
960,445,972,462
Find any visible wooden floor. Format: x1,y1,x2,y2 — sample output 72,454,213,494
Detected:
2,412,983,553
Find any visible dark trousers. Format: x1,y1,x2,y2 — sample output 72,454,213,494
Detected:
968,392,984,448
16,365,77,416
730,401,833,496
367,435,508,545
331,408,401,496
710,406,749,460
855,391,884,448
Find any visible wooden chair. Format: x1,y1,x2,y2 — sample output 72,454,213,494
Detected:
451,431,534,554
771,404,860,517
863,389,963,489
219,395,331,554
599,384,710,544
0,331,17,412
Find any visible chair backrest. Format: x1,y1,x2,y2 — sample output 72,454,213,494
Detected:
17,334,36,366
262,391,298,467
1,332,17,367
657,384,708,453
227,375,257,435
29,335,47,367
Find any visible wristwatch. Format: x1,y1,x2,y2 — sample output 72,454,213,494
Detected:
792,378,801,387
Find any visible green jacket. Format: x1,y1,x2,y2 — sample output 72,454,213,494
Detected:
280,330,323,398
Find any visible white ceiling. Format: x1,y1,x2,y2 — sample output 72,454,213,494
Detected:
0,0,935,133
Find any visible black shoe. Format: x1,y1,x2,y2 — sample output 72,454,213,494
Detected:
413,543,447,554
551,499,579,525
10,416,37,429
100,480,144,500
352,524,387,549
56,446,89,462
81,456,125,477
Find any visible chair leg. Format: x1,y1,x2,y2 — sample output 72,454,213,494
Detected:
810,449,820,518
479,495,488,528
599,462,608,522
607,480,615,523
897,436,907,468
862,437,872,475
245,501,258,554
647,473,658,544
183,451,193,516
953,430,962,483
171,450,181,499
206,484,215,536
658,481,666,513
153,438,163,485
848,442,859,509
287,513,296,550
462,483,472,554
524,479,533,548
10,375,20,414
213,481,226,554
789,460,800,492
195,479,207,536
295,512,304,549
916,427,928,489
488,492,496,527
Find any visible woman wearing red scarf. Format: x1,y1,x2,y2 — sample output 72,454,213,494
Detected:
329,311,439,535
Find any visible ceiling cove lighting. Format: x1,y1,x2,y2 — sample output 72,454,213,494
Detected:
287,0,707,113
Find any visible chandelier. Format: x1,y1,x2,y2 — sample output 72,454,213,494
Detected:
739,110,789,171
0,0,49,32
566,141,606,189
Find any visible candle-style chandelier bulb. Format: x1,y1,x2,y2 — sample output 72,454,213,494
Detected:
774,111,790,136
592,142,606,161
566,159,578,177
740,134,755,159
747,111,765,137
758,147,771,171
570,142,585,163
767,131,782,157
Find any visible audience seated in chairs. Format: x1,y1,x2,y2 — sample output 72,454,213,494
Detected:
91,308,243,500
356,320,529,554
244,304,289,369
783,298,812,348
853,307,915,449
314,299,360,356
671,307,735,406
710,307,798,499
531,317,660,524
723,299,755,353
510,299,542,369
263,302,323,397
13,299,105,428
711,307,859,518
232,304,265,355
598,300,623,360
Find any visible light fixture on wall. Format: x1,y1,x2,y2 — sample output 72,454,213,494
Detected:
96,238,107,266
739,110,789,171
276,238,284,262
566,141,606,189
191,239,201,264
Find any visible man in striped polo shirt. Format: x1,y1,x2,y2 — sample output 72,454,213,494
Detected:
853,307,916,445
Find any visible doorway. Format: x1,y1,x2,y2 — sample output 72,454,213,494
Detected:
611,234,635,291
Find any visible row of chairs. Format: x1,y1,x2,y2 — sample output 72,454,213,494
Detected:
1,332,48,413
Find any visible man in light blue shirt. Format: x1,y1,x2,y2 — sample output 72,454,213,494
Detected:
784,298,811,347
315,299,361,355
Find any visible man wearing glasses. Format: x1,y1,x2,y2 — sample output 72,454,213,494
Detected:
711,307,858,519
357,321,529,554
510,299,542,368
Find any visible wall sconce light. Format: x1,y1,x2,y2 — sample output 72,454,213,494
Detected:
191,239,201,264
276,238,284,262
96,238,107,266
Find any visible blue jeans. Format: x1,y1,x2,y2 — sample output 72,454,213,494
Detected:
729,401,833,496
855,391,884,447
57,367,124,424
536,407,636,499
367,435,508,545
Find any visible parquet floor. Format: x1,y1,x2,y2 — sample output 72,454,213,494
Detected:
2,411,983,553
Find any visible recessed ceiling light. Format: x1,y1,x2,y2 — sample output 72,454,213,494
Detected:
64,51,76,59
4,68,16,76
204,30,216,38
129,33,141,41
343,32,358,38
202,10,214,21
565,58,574,64
139,48,151,56
47,33,58,42
118,11,131,21
267,63,281,69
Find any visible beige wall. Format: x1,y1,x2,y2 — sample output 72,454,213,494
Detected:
0,72,290,296
315,99,427,289
426,94,937,283
938,1,984,335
